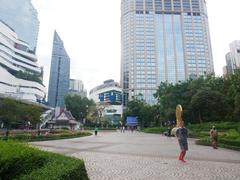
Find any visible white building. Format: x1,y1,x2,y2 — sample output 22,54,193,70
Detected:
89,80,123,125
69,79,87,97
224,41,240,75
0,21,46,102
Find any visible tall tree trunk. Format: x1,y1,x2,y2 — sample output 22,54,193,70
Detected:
198,111,203,124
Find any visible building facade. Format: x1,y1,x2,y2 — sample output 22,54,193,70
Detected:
0,0,39,53
121,0,214,104
89,80,123,125
48,31,70,108
229,41,240,68
225,52,234,75
224,40,240,75
69,79,87,97
0,21,46,102
222,66,227,79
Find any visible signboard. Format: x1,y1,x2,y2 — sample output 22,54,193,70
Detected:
126,116,138,126
98,90,122,105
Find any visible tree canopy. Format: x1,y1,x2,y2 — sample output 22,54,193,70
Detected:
125,69,240,127
64,95,96,124
0,98,42,129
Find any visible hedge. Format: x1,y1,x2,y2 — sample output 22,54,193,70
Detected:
143,127,167,134
3,132,92,142
0,141,89,180
195,138,240,151
187,122,240,132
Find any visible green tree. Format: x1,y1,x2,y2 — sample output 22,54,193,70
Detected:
86,104,98,125
124,97,156,128
65,95,95,123
20,105,41,126
0,98,19,129
233,94,240,121
190,89,227,123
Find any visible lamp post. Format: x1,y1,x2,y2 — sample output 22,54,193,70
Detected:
79,112,83,128
85,105,88,125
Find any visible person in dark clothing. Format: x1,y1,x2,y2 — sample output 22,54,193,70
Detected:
94,127,98,136
168,127,172,137
176,121,188,162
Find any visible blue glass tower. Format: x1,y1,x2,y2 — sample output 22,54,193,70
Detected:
48,31,70,107
0,0,39,53
121,0,214,104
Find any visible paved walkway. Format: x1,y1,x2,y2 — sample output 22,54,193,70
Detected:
32,131,240,180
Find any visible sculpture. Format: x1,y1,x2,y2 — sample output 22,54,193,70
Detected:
171,104,183,136
176,104,183,127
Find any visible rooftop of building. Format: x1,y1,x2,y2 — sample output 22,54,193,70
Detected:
89,80,121,95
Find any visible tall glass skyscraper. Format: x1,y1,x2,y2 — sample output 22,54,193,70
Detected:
0,0,39,53
48,31,70,107
121,0,214,104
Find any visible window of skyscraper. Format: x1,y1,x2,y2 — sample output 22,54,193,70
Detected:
183,0,191,11
136,0,144,10
192,0,200,11
155,0,162,11
164,0,172,11
173,0,181,11
145,0,153,10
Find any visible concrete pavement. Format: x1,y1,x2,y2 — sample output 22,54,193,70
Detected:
32,131,240,180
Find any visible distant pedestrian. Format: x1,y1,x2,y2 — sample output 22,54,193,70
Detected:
210,126,218,149
176,121,188,162
167,127,172,137
131,126,134,132
94,127,98,136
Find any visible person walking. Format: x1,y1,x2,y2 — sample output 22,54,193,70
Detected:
94,127,98,136
210,126,218,149
176,121,188,162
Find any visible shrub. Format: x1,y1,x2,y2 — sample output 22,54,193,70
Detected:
195,137,240,151
219,138,240,147
2,132,92,142
224,129,240,140
187,122,240,132
0,141,48,179
0,141,89,180
188,130,208,138
143,127,167,134
21,154,88,180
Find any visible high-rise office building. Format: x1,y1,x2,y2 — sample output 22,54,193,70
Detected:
0,0,39,53
229,41,240,68
69,79,87,97
224,40,240,75
48,31,70,107
121,0,214,104
225,52,234,75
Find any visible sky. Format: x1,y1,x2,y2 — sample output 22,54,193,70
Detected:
32,0,240,95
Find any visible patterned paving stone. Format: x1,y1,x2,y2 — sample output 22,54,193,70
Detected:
32,131,240,180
